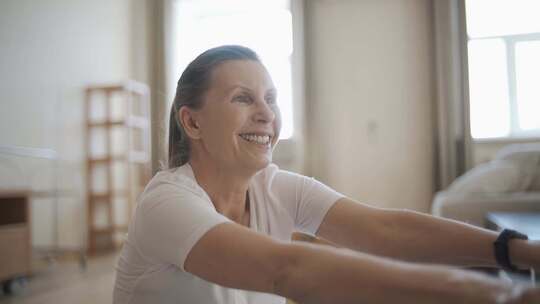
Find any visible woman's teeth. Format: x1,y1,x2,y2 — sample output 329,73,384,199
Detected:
240,134,271,145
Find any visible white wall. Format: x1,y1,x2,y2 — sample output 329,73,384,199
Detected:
305,0,435,211
0,0,134,248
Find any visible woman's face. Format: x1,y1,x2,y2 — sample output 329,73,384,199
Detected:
192,59,281,172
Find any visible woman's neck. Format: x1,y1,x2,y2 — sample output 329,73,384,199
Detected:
188,158,252,225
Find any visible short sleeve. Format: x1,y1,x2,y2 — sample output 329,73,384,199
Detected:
269,169,345,234
133,183,231,271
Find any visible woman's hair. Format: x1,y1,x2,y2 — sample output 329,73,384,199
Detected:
168,45,261,168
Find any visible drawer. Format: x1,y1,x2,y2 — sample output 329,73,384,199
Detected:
0,224,30,281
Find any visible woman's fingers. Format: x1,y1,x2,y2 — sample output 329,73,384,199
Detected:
504,285,540,304
515,286,540,304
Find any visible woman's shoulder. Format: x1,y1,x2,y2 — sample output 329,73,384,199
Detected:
254,163,307,189
139,164,210,209
149,164,199,188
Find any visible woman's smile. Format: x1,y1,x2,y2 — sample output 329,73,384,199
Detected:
238,137,272,157
238,133,273,148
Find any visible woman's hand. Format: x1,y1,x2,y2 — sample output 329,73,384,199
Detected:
433,267,539,304
531,240,540,271
506,285,540,304
512,240,540,273
518,287,540,304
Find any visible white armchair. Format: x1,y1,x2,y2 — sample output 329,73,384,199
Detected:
431,143,540,227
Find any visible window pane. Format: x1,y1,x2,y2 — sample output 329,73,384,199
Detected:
264,58,293,139
466,0,540,38
172,0,294,139
468,39,510,138
515,40,540,131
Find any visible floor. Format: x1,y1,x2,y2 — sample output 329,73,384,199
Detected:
0,252,117,304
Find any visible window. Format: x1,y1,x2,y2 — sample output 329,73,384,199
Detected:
171,0,295,139
465,0,540,139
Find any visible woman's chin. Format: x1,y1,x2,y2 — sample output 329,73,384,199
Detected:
256,156,272,169
245,154,272,172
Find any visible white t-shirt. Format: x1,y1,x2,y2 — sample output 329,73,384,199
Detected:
113,163,344,304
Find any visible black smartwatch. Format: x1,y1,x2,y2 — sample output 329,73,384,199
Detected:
493,229,528,272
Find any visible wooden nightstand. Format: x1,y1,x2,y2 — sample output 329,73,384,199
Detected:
0,191,30,293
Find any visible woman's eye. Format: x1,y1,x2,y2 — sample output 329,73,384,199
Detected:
265,96,276,105
234,95,252,103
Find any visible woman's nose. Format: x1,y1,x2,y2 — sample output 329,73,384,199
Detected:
253,99,275,123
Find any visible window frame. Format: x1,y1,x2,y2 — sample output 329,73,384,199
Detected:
272,0,306,170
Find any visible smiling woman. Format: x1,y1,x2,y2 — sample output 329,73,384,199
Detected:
113,45,540,304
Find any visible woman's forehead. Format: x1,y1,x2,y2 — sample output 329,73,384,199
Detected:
210,60,274,91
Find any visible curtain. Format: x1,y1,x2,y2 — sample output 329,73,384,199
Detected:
131,0,173,174
432,0,473,191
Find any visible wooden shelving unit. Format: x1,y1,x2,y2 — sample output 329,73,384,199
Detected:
84,81,151,254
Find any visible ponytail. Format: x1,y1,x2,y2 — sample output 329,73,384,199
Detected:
168,103,190,168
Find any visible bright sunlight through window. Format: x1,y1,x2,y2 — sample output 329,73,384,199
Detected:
172,0,294,139
466,0,540,139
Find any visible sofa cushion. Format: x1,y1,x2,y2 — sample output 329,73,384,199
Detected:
495,143,540,191
447,160,533,194
529,172,540,191
495,143,540,162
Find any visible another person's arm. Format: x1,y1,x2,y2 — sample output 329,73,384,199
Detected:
185,222,537,304
316,197,540,270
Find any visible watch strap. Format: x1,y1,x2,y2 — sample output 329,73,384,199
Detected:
493,229,528,272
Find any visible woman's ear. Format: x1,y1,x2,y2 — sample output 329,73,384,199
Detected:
178,107,201,139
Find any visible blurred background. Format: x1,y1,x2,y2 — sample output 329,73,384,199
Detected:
1,0,539,303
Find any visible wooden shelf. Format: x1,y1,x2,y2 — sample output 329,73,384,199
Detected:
87,156,125,164
88,194,113,204
115,225,128,232
89,226,128,235
85,80,150,95
90,227,114,234
87,116,149,129
87,153,148,164
88,192,129,201
87,121,125,128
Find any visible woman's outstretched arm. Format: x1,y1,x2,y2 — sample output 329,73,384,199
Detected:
316,198,540,270
184,222,536,304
